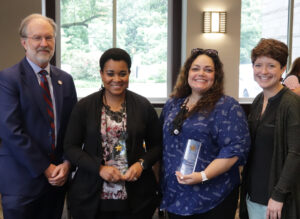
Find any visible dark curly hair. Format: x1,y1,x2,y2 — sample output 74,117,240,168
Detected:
99,48,131,71
251,38,288,69
171,49,224,116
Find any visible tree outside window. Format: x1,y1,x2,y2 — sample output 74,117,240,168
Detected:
60,0,168,98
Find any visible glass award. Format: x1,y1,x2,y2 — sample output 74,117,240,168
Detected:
179,139,202,175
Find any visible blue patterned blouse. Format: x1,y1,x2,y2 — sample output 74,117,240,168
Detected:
160,95,250,215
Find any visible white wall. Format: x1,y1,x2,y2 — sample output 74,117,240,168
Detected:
0,0,42,70
184,0,241,99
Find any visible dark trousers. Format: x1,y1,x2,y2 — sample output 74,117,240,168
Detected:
97,199,157,219
168,186,239,219
97,211,131,219
98,210,155,219
2,185,66,219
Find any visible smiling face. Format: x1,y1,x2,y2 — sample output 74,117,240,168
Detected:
21,18,55,68
253,56,286,93
187,54,215,95
100,59,130,98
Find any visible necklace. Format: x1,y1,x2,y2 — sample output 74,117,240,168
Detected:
103,93,126,123
103,92,128,144
186,94,200,109
102,96,128,162
171,97,189,135
103,104,126,123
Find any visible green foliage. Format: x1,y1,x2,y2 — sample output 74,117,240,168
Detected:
240,0,262,64
60,0,168,84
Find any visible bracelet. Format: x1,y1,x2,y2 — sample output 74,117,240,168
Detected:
200,171,208,182
138,159,145,170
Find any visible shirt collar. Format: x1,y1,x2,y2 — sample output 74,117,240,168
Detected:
26,57,51,75
268,87,288,103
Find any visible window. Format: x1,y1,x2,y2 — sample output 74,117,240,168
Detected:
239,0,289,99
59,0,168,99
291,0,300,62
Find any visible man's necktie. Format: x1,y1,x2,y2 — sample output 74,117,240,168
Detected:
39,70,55,151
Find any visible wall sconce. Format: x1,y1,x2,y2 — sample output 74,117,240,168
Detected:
203,11,227,33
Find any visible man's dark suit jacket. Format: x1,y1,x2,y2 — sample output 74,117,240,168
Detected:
0,57,77,197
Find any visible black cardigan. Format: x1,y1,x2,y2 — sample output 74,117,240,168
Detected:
64,89,162,219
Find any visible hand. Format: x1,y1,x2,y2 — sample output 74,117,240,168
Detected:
47,161,71,186
99,165,123,183
123,162,143,182
266,198,283,219
175,171,202,185
44,163,56,179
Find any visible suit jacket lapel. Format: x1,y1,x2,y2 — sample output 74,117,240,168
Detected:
50,66,63,132
20,58,50,123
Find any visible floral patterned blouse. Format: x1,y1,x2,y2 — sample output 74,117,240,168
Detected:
100,104,128,200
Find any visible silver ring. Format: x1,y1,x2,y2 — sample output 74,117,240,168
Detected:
133,177,137,181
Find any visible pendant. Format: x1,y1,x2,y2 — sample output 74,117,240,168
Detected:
173,129,179,135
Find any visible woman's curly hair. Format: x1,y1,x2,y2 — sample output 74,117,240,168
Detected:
171,49,224,117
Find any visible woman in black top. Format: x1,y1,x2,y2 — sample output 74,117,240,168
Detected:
240,38,300,219
64,48,162,219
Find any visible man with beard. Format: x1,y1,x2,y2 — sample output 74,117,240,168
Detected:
0,14,77,219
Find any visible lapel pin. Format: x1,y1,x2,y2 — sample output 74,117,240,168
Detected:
58,80,63,85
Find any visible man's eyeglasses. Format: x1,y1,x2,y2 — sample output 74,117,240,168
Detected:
191,48,218,56
23,35,55,43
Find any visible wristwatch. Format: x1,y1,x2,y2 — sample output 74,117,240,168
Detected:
200,171,208,182
138,159,145,170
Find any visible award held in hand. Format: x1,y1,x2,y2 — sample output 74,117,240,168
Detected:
179,139,202,175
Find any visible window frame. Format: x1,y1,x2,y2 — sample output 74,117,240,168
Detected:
47,0,181,103
239,0,296,102
47,0,298,104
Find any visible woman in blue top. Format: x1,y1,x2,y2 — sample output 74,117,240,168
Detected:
160,48,250,219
